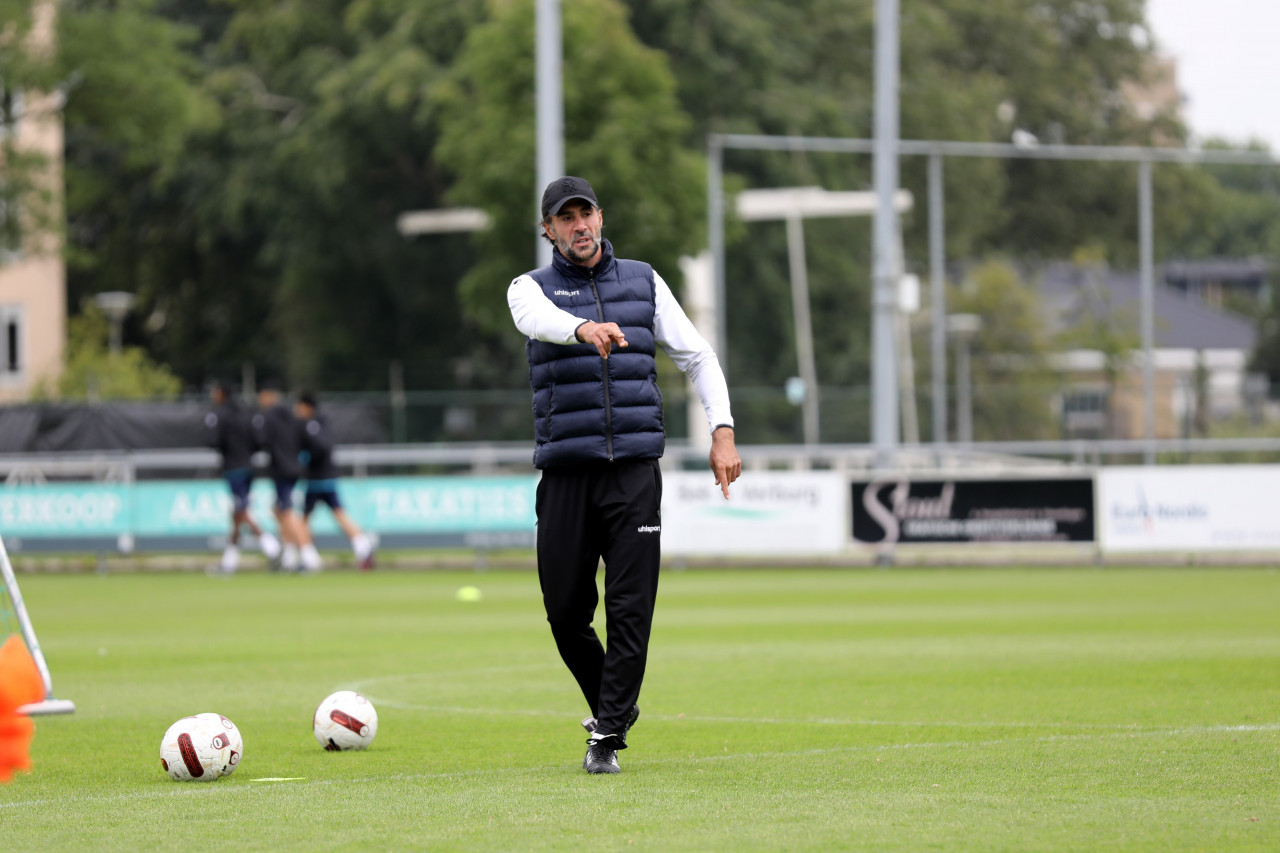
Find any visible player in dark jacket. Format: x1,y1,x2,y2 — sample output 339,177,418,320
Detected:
295,391,375,569
204,380,279,572
253,382,321,572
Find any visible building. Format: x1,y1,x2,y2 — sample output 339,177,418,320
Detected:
1163,257,1271,309
0,1,65,403
1039,263,1258,440
1120,54,1184,129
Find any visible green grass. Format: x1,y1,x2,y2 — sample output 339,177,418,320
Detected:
2,566,1279,851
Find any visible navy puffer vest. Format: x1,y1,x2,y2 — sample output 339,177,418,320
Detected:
526,239,665,469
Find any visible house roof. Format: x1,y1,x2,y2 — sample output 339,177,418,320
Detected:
1036,263,1257,351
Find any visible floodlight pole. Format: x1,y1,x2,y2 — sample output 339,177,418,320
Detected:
871,0,901,458
535,0,563,267
708,136,727,372
928,152,947,445
1139,157,1155,464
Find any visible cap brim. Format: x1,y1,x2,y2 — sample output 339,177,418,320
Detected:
546,194,597,216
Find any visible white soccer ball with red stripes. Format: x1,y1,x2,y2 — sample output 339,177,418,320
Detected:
159,713,242,782
313,690,378,751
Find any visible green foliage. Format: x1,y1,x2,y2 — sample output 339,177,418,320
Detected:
58,0,497,392
55,0,223,374
58,1,216,175
40,301,182,400
948,259,1058,440
1051,260,1146,438
32,0,1279,435
1,0,60,256
1054,262,1142,376
435,0,705,333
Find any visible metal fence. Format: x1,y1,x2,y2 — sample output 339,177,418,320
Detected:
6,434,1280,486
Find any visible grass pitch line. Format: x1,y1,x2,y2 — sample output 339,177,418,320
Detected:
4,720,1275,812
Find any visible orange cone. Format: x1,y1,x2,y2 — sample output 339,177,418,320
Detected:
0,635,44,782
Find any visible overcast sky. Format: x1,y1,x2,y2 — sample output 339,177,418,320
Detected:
1145,0,1280,149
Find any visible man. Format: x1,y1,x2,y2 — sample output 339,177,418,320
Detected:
253,382,321,573
508,176,741,774
294,391,376,570
204,380,279,573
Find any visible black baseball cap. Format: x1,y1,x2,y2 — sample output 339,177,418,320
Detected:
541,176,598,219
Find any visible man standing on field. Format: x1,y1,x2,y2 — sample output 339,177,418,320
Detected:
508,176,741,774
253,382,321,573
205,380,279,573
294,391,376,570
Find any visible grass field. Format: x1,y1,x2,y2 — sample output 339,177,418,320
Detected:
1,565,1278,851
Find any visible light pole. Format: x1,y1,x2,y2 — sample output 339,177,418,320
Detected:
93,291,136,355
946,313,981,444
871,0,902,457
535,0,564,266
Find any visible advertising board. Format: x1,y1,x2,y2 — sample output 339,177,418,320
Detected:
1099,465,1280,552
851,478,1095,545
0,476,538,552
660,471,847,555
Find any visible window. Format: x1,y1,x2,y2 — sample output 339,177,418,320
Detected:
0,306,23,379
1060,387,1108,438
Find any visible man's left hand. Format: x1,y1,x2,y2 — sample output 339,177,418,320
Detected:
709,426,741,500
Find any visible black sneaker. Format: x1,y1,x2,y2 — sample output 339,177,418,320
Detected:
583,734,622,774
581,704,640,736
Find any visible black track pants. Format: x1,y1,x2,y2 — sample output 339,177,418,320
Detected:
535,459,662,742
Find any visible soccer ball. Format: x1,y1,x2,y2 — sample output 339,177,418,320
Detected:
313,690,378,751
159,713,243,782
195,712,243,770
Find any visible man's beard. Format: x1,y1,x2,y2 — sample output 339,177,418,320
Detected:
558,232,600,264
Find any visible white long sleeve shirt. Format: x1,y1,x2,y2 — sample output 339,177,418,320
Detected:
508,270,734,434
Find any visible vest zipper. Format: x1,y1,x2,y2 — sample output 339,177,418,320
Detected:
588,268,615,461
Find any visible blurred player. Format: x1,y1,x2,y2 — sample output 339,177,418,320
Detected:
294,391,375,570
253,381,321,572
205,380,279,573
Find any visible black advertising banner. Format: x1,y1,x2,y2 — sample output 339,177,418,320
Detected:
852,479,1095,544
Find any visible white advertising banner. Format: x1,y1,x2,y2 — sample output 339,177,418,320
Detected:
660,471,847,556
1099,465,1280,552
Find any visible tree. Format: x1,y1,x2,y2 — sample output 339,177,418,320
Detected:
37,301,182,400
43,0,1277,449
57,0,496,394
946,260,1058,441
54,0,221,378
1,0,63,256
434,0,705,333
1052,256,1142,438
